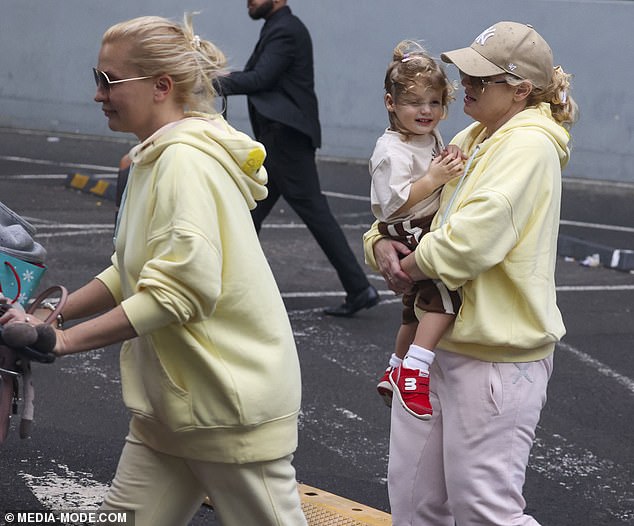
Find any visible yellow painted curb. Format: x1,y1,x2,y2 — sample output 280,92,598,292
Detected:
89,178,112,197
66,172,117,201
299,483,391,525
203,484,392,525
68,173,90,190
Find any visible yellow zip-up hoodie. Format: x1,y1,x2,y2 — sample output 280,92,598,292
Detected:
97,113,301,463
365,104,570,362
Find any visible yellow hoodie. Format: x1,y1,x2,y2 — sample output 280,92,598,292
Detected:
97,113,301,463
365,104,570,362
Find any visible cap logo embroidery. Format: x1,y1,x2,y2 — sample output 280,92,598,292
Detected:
508,63,517,71
474,26,496,46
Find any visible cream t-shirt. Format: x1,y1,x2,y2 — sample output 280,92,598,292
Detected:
370,129,443,222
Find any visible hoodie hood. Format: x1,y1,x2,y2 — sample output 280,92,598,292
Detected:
128,112,268,209
458,102,571,170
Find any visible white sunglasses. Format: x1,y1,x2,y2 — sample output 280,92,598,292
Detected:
93,68,152,90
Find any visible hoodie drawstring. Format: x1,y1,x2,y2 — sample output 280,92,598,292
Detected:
440,145,481,226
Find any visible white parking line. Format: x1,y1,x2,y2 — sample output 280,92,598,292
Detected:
0,155,118,173
557,284,634,291
560,219,634,234
558,341,634,394
322,190,370,202
2,174,76,179
21,463,107,509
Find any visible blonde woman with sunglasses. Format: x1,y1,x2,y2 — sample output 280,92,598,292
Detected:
51,14,306,526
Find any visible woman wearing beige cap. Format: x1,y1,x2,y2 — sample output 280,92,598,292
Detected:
364,21,578,525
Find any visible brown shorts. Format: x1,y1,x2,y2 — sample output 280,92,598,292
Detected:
377,214,435,251
401,279,461,325
378,215,461,324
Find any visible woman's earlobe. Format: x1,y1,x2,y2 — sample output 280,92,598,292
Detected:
154,75,173,98
514,82,533,101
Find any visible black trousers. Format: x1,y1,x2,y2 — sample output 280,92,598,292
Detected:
251,119,370,296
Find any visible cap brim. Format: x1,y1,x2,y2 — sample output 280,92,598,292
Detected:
440,47,505,78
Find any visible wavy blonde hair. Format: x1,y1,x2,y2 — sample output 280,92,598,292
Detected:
505,65,579,129
384,40,455,136
102,13,226,113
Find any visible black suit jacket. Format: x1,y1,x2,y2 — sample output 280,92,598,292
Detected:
216,6,321,149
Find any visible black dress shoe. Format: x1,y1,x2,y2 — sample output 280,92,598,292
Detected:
324,285,380,317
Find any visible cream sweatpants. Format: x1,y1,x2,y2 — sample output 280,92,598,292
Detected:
388,349,553,526
100,434,307,526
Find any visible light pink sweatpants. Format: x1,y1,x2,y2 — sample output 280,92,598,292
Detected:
388,349,553,526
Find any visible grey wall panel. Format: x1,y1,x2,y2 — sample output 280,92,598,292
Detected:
1,0,632,181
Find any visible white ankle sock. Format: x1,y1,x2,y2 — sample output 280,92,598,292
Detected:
403,344,435,372
389,353,402,369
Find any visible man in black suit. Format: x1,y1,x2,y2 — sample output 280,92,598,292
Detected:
215,0,379,317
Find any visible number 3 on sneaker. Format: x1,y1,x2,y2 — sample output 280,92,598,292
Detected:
389,366,433,420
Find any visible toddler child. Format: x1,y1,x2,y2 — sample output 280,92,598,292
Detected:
370,41,463,419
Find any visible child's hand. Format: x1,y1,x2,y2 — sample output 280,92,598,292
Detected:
440,144,466,162
427,152,464,187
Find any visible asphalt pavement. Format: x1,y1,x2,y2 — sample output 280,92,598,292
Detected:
0,127,633,525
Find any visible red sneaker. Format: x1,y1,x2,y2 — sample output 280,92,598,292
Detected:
389,366,432,420
376,367,393,407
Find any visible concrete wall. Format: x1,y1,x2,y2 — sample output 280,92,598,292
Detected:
1,0,632,182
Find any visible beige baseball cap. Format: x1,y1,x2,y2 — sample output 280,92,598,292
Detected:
440,21,554,89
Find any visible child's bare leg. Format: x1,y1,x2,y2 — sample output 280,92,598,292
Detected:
413,312,455,351
388,321,417,372
394,322,418,360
